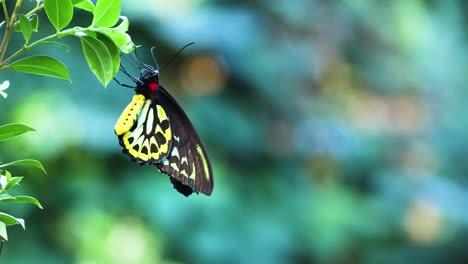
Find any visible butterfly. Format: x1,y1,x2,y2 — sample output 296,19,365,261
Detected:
114,46,213,196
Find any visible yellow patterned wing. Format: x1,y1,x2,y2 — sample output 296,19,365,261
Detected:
115,95,173,164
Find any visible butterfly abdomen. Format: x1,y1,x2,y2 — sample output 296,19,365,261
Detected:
115,94,146,136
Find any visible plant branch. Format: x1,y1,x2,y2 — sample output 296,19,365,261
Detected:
0,0,24,62
25,1,43,17
0,28,76,68
10,2,44,32
2,1,9,25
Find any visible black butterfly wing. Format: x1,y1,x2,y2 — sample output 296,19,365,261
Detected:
156,86,214,196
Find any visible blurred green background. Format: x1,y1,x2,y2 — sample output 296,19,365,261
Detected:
2,0,468,263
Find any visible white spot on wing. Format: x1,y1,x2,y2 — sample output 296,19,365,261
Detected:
146,107,154,135
171,163,179,172
136,100,152,127
171,146,180,159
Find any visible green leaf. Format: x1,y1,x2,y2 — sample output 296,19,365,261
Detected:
75,0,94,13
0,221,7,240
0,123,36,142
72,0,86,3
7,196,42,209
30,14,39,32
44,0,74,31
5,177,23,190
0,194,16,202
14,14,38,33
0,159,46,174
5,170,11,183
18,14,33,42
8,56,70,81
97,33,120,77
0,213,25,229
90,28,134,53
92,0,121,27
80,36,113,87
39,41,71,52
89,17,134,53
0,193,15,202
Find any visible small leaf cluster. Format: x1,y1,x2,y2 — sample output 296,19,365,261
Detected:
0,124,45,241
0,0,135,87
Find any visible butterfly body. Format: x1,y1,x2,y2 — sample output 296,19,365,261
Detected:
115,61,213,196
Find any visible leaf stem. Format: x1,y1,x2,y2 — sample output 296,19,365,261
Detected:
0,28,76,68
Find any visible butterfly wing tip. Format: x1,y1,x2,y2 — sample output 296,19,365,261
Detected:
203,189,213,196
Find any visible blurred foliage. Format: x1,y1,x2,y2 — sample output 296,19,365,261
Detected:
0,0,135,247
0,124,44,242
2,0,468,263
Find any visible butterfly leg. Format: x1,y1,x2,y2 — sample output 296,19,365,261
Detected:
118,64,143,85
113,77,135,88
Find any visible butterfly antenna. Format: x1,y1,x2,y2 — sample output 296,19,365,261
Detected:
123,53,143,70
159,42,195,72
150,46,160,71
116,64,142,86
133,47,155,72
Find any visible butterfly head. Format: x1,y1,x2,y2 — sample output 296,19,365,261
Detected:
135,68,160,98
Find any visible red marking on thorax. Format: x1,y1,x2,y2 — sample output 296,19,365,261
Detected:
148,82,159,91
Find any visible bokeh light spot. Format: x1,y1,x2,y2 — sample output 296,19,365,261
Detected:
181,55,227,95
